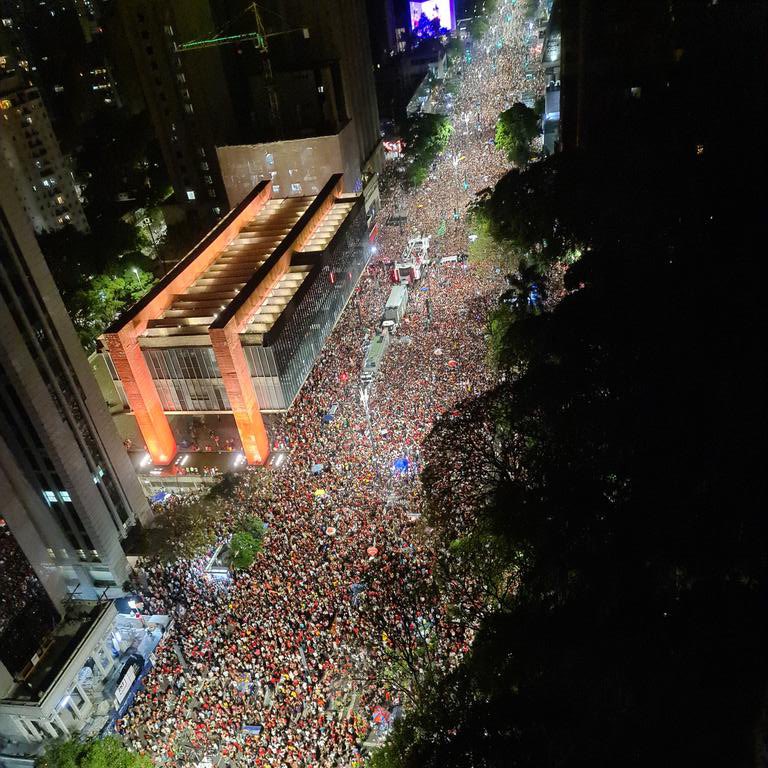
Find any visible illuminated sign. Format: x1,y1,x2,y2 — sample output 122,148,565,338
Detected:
409,0,455,34
114,665,137,706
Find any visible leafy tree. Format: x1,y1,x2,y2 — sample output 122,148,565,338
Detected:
229,530,262,570
139,497,223,563
37,222,156,350
494,103,540,166
381,90,763,768
36,736,151,768
404,114,453,187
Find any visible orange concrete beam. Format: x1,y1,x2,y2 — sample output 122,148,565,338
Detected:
204,174,345,464
103,330,176,466
230,176,345,332
209,323,270,465
107,181,272,338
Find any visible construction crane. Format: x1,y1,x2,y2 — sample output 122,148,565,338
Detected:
175,2,309,136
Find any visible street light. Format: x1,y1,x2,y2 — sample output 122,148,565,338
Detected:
359,386,381,481
451,155,461,220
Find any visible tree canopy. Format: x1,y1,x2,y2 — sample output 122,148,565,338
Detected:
494,103,540,166
230,517,266,570
375,129,763,768
36,736,151,768
404,114,453,187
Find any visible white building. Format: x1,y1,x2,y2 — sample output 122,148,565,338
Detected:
0,164,151,603
0,601,169,766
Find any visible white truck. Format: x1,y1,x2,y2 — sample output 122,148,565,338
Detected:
382,285,409,329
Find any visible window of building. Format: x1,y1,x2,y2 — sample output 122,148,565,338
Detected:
59,490,71,502
43,490,57,503
290,182,302,194
186,190,196,200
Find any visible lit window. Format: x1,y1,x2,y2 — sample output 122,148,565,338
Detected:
186,190,196,200
55,194,64,204
59,490,71,502
265,153,274,166
43,490,57,503
272,185,280,194
290,182,302,194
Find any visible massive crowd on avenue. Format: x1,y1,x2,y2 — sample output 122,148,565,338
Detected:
110,7,543,768
117,6,545,768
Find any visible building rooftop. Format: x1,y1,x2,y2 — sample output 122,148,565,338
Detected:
1,601,110,704
143,197,313,339
106,175,360,349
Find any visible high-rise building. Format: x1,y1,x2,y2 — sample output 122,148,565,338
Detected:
112,0,382,221
113,0,235,219
0,27,88,234
0,167,151,604
0,3,123,143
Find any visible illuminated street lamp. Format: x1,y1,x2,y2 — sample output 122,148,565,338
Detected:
452,155,461,219
359,386,381,481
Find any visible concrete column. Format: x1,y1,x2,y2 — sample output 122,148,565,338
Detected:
67,695,83,720
209,324,269,465
17,717,42,742
75,682,91,711
54,713,70,735
73,565,99,600
39,719,59,738
103,330,176,466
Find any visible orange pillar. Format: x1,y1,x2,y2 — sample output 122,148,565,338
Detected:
103,330,177,466
209,323,269,465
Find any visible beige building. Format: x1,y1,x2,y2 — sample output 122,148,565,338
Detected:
217,120,381,221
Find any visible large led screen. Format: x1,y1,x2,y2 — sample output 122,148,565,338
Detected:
409,0,456,34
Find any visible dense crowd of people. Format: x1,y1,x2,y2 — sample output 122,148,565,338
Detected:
116,5,545,767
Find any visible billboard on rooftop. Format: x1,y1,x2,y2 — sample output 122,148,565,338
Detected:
409,0,456,34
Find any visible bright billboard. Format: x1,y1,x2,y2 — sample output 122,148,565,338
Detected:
409,0,456,34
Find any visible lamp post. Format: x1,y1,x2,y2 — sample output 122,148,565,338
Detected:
359,386,381,481
452,155,460,220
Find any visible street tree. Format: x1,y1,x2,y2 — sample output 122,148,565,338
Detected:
229,518,266,570
494,103,540,166
140,497,224,563
36,736,152,768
